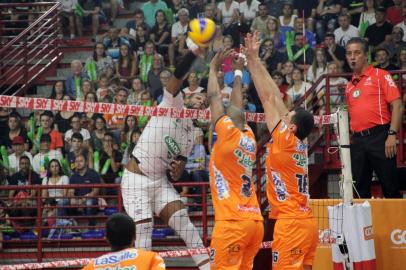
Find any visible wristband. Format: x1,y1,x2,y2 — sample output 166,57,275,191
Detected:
234,70,243,79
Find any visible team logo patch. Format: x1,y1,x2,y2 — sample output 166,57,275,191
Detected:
239,135,256,153
271,171,288,201
213,166,230,200
164,135,181,156
352,89,361,98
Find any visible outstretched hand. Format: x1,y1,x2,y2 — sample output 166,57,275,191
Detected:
233,52,246,71
210,49,234,71
242,31,262,59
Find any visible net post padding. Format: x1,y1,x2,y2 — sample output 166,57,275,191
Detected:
337,108,353,205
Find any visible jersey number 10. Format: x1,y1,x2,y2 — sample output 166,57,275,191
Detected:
295,174,308,194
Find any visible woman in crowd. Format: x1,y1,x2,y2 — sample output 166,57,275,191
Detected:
80,92,99,132
134,25,149,56
49,81,67,100
359,0,376,32
209,25,225,53
54,95,75,134
41,159,69,216
116,44,137,84
121,128,141,166
307,48,328,83
127,77,145,105
85,42,114,78
287,67,312,104
79,79,95,101
262,16,284,51
121,115,138,147
282,60,295,85
217,0,240,27
150,10,172,66
279,3,297,33
90,115,107,152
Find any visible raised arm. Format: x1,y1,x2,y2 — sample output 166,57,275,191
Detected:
207,50,233,125
230,55,245,110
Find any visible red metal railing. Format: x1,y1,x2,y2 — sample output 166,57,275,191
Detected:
0,182,210,263
0,2,63,95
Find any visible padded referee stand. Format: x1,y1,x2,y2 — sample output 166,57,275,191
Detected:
329,201,377,270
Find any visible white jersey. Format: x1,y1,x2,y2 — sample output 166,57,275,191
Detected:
132,89,195,179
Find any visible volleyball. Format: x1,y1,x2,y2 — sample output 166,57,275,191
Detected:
187,18,216,47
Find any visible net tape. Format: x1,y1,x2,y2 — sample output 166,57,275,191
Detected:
0,95,338,125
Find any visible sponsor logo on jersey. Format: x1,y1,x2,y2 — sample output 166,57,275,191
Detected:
296,140,307,152
363,225,374,240
237,204,261,213
271,171,288,202
239,136,256,153
234,149,255,169
94,250,138,266
292,153,307,168
384,74,396,88
214,166,230,200
390,229,406,245
164,135,181,156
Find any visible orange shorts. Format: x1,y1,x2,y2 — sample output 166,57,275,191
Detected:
271,218,318,270
210,220,264,270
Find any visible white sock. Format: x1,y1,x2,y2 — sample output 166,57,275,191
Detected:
135,221,153,250
168,208,210,270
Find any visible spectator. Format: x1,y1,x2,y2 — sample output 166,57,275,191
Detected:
261,17,284,51
78,79,95,101
41,159,69,216
341,0,364,26
58,0,78,39
139,41,156,84
187,0,205,19
8,136,33,176
307,48,328,82
171,8,190,57
265,0,285,18
39,112,64,153
364,7,393,48
67,132,93,171
68,153,100,226
324,32,347,70
293,17,317,48
334,13,359,47
142,0,168,28
85,43,114,79
291,32,314,70
54,95,75,135
374,47,399,70
125,9,150,38
102,28,131,55
109,0,120,26
81,92,99,132
121,129,141,166
91,116,108,152
217,70,233,107
65,114,91,150
76,0,105,41
32,134,63,178
358,0,376,35
203,3,216,22
239,0,261,25
383,26,406,63
8,156,41,199
293,0,318,19
133,25,149,57
49,81,67,100
121,116,138,146
287,68,312,104
279,3,297,34
387,0,403,25
272,70,293,109
0,108,11,132
182,71,205,98
152,69,171,102
96,73,111,101
65,60,89,99
0,113,28,152
116,44,137,83
282,60,295,85
104,88,128,135
251,3,272,34
150,9,172,66
315,0,342,42
148,54,165,98
395,4,406,42
217,0,239,27
128,77,144,105
345,37,402,198
137,91,155,129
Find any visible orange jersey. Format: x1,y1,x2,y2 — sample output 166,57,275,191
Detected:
266,121,313,219
209,115,262,221
82,248,165,270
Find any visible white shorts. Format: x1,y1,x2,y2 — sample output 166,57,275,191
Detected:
121,168,181,222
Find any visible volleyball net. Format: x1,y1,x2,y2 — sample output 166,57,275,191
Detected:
0,95,350,269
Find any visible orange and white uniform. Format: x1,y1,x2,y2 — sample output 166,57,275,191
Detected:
82,248,165,270
209,115,264,270
266,120,318,270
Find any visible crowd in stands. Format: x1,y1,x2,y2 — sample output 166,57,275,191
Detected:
1,0,406,246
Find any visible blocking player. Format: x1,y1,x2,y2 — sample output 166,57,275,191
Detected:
207,50,264,270
82,213,165,270
244,31,318,270
121,43,210,269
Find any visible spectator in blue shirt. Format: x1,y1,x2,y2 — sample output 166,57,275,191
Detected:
65,60,89,99
68,153,100,226
142,0,168,28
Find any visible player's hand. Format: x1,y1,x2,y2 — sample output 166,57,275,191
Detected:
168,160,185,181
385,135,397,159
233,53,246,71
210,49,233,71
242,31,261,59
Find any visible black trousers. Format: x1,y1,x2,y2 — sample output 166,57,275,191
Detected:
350,125,401,198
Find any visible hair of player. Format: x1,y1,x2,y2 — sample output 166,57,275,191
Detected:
346,37,369,54
292,107,314,140
106,213,136,251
